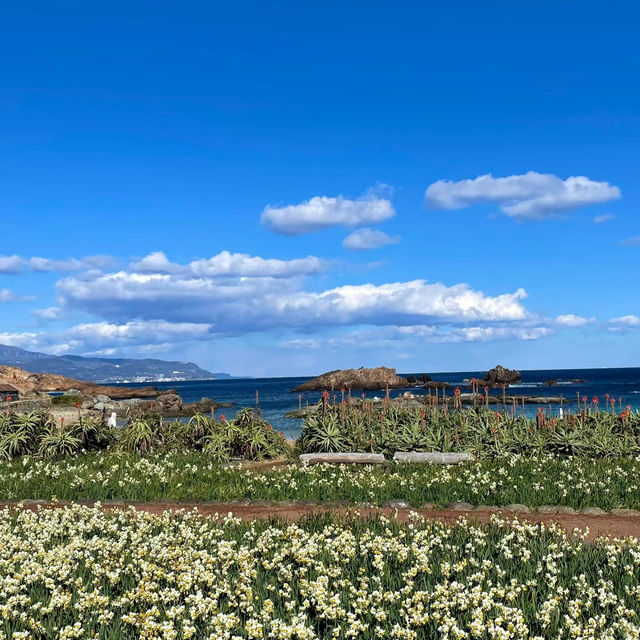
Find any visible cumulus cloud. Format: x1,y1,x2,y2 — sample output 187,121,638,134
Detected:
610,315,640,327
261,188,395,235
29,255,115,272
342,228,400,251
619,236,640,247
57,258,530,333
130,252,184,274
556,314,595,327
61,320,213,347
425,172,621,221
33,306,63,320
594,214,615,224
0,331,41,350
0,254,115,274
0,320,214,355
0,255,26,274
130,250,326,278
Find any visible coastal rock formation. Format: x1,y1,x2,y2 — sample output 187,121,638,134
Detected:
406,374,432,384
294,367,408,392
155,393,183,412
483,365,521,385
423,381,450,389
0,365,171,399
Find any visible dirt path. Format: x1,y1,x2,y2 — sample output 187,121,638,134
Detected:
5,500,640,541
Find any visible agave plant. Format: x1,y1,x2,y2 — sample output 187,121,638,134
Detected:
201,431,231,462
72,416,112,450
119,417,157,453
39,428,82,458
301,414,347,453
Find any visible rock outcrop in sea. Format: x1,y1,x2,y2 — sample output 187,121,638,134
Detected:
483,365,521,385
294,366,409,392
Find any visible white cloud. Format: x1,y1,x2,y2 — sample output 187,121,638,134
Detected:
62,320,213,347
342,228,400,251
280,324,552,349
0,331,40,349
425,172,621,221
0,254,115,274
436,326,553,342
33,306,63,320
130,250,326,278
0,289,35,303
619,236,640,247
58,260,530,332
28,255,115,272
610,315,640,326
594,214,615,224
261,188,395,235
130,251,184,274
556,314,595,327
189,252,325,277
0,255,26,274
0,321,214,355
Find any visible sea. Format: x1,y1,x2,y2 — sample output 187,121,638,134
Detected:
116,367,640,439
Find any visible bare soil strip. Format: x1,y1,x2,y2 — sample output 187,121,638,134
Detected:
4,500,640,541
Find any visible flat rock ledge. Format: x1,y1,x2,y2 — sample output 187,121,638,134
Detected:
299,452,386,465
393,451,474,465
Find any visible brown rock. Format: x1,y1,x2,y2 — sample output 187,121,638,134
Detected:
484,365,521,385
195,397,216,412
156,393,183,412
294,366,408,392
0,365,170,399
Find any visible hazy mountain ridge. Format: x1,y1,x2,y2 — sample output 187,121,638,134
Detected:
0,344,221,383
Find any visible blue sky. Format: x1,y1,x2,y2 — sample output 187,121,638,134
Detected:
1,1,639,376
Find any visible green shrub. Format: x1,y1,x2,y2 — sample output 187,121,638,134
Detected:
51,394,83,407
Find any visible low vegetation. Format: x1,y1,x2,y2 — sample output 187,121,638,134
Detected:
2,452,640,509
300,403,640,458
0,408,288,462
1,404,640,510
2,505,640,639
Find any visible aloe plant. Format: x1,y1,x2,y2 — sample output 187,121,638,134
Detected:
299,402,640,458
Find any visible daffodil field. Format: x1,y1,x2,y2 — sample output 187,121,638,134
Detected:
1,452,640,510
2,505,640,640
4,405,640,639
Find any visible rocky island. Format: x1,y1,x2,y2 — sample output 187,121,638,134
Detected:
294,366,409,392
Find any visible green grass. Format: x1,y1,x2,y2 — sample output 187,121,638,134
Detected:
2,450,640,510
2,505,640,638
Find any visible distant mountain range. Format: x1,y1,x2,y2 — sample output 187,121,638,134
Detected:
0,344,227,383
